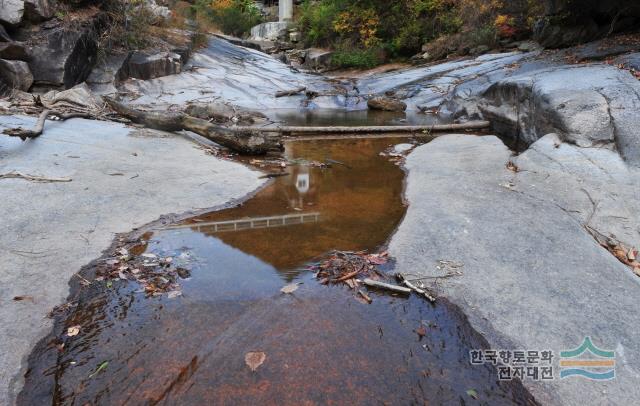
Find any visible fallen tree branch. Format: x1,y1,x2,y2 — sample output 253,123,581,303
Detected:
396,273,436,302
104,97,283,155
362,278,412,295
234,121,491,135
275,86,306,98
2,110,97,140
0,171,72,183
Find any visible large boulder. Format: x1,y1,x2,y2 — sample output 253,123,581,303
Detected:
117,51,182,81
478,65,640,167
301,48,333,72
0,59,33,91
26,20,99,88
535,0,640,48
23,0,55,22
0,0,24,26
367,96,407,112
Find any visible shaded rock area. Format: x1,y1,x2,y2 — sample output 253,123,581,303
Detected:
18,19,100,89
301,48,333,72
0,59,33,91
0,115,264,406
390,134,640,406
0,41,28,60
477,65,640,166
534,0,640,48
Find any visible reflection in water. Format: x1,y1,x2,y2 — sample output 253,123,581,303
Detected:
19,138,537,406
173,138,407,273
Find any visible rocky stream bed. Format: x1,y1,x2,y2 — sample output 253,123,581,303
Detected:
2,32,640,405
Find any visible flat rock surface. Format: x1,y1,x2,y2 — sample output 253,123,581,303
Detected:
390,134,640,405
120,37,343,111
0,116,263,405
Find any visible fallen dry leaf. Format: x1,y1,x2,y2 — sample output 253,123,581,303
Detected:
245,351,266,372
67,325,81,337
280,283,300,294
415,325,427,338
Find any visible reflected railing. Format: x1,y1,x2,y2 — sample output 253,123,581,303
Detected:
166,212,321,233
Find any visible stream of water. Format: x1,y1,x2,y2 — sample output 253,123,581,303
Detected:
19,138,535,405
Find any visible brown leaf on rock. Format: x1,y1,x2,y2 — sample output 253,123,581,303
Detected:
245,351,266,372
415,325,427,338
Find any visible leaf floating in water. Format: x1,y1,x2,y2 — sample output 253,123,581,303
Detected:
89,361,109,378
67,325,81,337
466,389,478,400
245,351,266,372
280,283,300,294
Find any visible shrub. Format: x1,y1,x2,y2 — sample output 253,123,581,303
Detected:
296,0,544,66
192,0,263,38
331,47,384,68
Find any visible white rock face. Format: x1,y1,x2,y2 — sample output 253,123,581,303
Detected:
0,0,25,26
250,21,289,41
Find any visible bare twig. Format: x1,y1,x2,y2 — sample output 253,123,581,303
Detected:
0,171,72,183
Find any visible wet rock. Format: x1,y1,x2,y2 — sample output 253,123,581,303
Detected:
0,0,24,26
0,42,28,60
367,96,407,112
0,59,33,91
26,21,99,88
23,0,54,22
117,51,182,81
301,48,333,72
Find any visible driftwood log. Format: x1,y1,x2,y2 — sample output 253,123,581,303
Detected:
104,97,283,155
233,121,490,135
275,86,307,98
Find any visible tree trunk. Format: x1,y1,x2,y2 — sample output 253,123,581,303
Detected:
104,97,283,155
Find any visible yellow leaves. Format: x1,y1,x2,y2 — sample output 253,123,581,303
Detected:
494,14,509,26
332,8,380,49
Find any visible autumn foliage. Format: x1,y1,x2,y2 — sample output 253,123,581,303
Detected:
298,0,542,66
